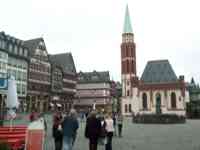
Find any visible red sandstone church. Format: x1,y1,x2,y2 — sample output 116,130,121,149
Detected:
121,5,190,116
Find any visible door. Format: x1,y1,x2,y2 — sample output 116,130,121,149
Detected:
156,93,162,114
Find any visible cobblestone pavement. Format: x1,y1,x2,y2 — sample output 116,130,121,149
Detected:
4,114,200,150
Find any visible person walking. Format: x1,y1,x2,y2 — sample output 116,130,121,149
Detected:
62,109,79,150
112,113,117,136
105,113,114,150
117,113,123,137
52,110,63,150
85,110,102,150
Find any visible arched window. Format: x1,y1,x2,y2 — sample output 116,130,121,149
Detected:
125,104,128,113
171,92,176,109
129,104,132,112
142,93,148,110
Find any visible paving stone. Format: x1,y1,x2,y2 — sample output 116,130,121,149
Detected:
4,114,200,150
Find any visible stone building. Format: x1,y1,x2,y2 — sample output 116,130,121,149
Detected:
74,71,112,112
0,32,29,112
121,5,189,116
24,38,51,112
49,53,77,112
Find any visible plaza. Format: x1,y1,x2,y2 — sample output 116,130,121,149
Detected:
5,114,200,150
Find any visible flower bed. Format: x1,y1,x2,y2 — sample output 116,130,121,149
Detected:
133,114,186,124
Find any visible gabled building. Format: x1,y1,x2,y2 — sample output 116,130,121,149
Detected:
121,5,189,116
0,32,29,112
49,53,77,112
74,71,111,111
24,38,51,112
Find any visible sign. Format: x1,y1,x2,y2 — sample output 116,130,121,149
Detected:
0,78,8,89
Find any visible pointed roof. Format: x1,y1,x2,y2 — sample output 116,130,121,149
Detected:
77,71,110,83
141,60,178,84
123,4,133,33
49,53,76,75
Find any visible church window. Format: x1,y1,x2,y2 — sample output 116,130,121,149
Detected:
142,93,148,110
171,92,176,109
125,104,128,113
129,104,132,112
126,60,129,72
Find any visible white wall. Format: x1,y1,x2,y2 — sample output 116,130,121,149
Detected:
138,89,186,116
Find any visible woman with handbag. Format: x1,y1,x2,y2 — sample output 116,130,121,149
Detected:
105,113,114,150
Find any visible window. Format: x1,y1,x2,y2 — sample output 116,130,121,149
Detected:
129,104,132,112
171,92,176,109
125,104,128,113
19,47,23,55
17,71,21,81
14,45,18,54
9,44,13,52
17,83,21,94
24,49,28,57
22,84,26,95
142,93,148,110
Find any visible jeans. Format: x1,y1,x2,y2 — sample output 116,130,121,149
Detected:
63,136,73,150
89,138,98,150
118,124,122,137
54,139,62,150
105,132,113,150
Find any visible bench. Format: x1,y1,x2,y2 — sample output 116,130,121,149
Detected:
0,126,27,150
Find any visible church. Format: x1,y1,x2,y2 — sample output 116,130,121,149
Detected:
121,5,190,116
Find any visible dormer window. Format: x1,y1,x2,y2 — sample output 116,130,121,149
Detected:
39,41,44,46
14,45,18,54
9,44,13,52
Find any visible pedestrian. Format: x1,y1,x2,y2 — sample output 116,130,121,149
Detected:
98,114,106,146
29,109,38,122
131,111,135,123
52,109,63,150
85,110,102,150
112,113,117,136
62,109,79,150
117,113,123,137
105,113,114,150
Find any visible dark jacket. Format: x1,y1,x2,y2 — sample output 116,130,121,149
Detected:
62,116,79,138
52,113,63,141
85,116,101,140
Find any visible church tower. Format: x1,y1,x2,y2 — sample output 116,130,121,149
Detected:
121,5,137,98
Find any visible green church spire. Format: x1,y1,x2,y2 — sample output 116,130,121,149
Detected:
123,4,133,33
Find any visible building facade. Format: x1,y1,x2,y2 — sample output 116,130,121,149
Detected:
49,53,77,112
121,5,189,116
74,71,112,112
0,32,29,113
24,38,51,112
186,78,200,118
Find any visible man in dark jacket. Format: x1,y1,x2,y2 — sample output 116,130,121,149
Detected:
85,111,102,150
62,109,79,150
53,110,63,150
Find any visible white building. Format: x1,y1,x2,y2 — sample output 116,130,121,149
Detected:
121,5,189,116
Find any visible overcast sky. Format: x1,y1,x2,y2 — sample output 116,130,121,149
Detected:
1,0,200,83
